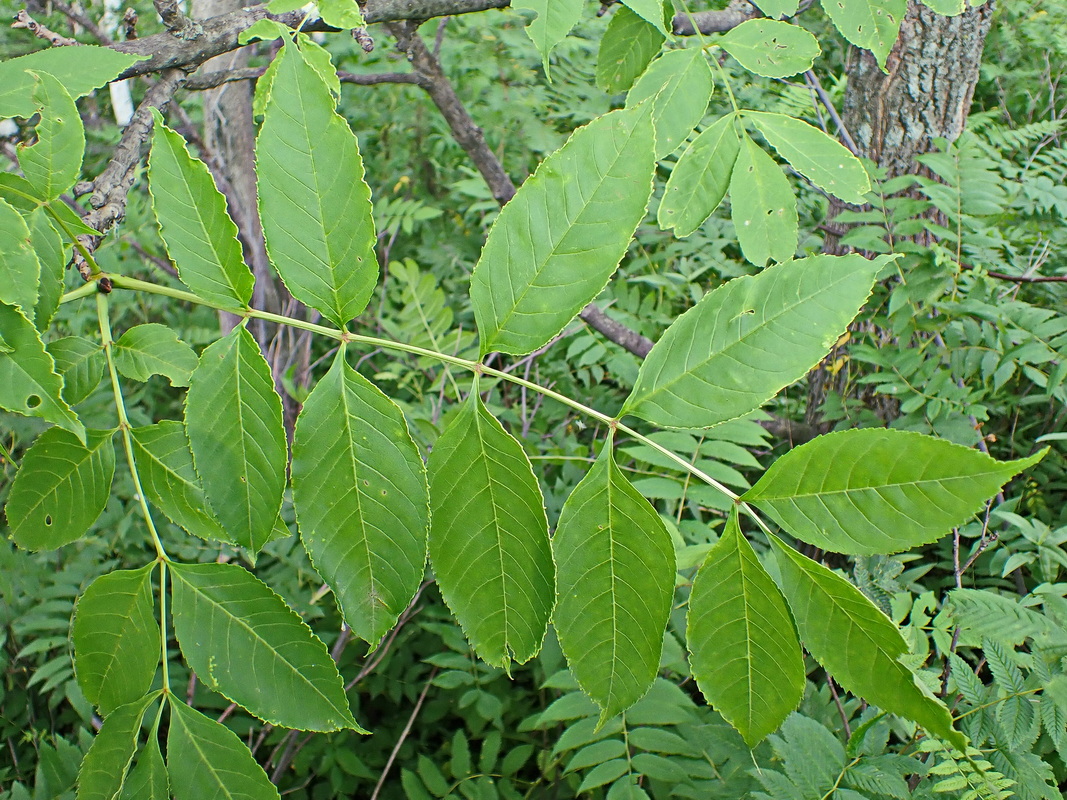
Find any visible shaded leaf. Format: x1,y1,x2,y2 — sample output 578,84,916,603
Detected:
72,565,158,714
292,351,429,645
170,561,361,732
317,0,365,28
626,48,714,159
513,0,583,76
596,7,664,94
28,208,67,331
148,111,253,309
820,0,906,70
719,19,821,78
427,392,554,667
7,427,114,551
118,731,168,800
623,254,887,428
751,0,800,17
471,105,655,356
742,430,1047,555
770,536,965,749
113,323,198,387
46,337,103,406
257,43,377,327
185,325,286,554
18,72,84,202
76,693,159,800
553,446,674,724
0,197,41,314
729,133,798,266
658,113,741,236
687,512,803,745
619,0,669,35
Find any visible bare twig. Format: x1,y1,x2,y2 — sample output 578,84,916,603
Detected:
154,0,205,40
12,9,81,46
369,667,439,800
672,0,757,35
34,0,113,43
803,70,859,155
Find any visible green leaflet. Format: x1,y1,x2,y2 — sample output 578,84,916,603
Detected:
427,392,555,667
257,42,377,327
252,34,339,119
0,45,145,118
7,427,114,551
719,19,821,79
166,700,281,800
292,351,429,645
113,323,198,387
745,111,870,204
317,0,365,27
0,302,84,439
626,48,714,159
919,0,964,14
658,113,741,236
729,133,798,266
513,0,583,77
769,536,966,750
47,337,105,406
19,73,84,202
686,512,803,746
170,562,361,732
596,7,664,94
751,0,800,17
553,445,675,724
0,198,41,315
29,208,66,331
148,111,254,309
471,105,655,356
619,0,669,36
622,254,888,429
820,0,906,71
76,693,159,800
72,565,159,714
131,421,232,544
742,429,1048,555
118,733,168,800
184,325,286,555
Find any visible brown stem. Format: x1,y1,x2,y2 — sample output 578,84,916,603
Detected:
154,0,205,40
11,9,80,46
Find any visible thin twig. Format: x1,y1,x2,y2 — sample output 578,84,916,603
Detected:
12,10,81,46
369,668,439,800
803,70,859,155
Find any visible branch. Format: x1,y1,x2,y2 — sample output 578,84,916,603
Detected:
11,10,81,47
153,0,204,40
986,270,1067,284
672,0,758,35
183,65,426,90
33,0,113,44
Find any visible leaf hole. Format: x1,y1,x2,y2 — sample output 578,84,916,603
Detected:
25,394,41,409
45,515,52,526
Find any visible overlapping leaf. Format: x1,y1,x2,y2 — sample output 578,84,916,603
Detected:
626,48,714,159
19,72,84,202
742,429,1048,555
72,565,158,714
76,693,159,800
471,105,655,356
513,0,583,76
751,0,800,17
687,512,803,745
658,113,740,236
623,254,888,428
0,302,84,438
257,43,377,327
729,133,798,266
7,427,114,551
148,111,254,309
553,446,674,724
170,562,360,732
769,536,965,749
113,323,198,386
131,421,231,543
0,198,41,314
719,19,821,78
292,351,429,645
184,325,286,554
427,393,555,667
118,735,168,800
28,208,66,331
47,337,105,405
596,7,664,94
167,700,281,800
820,0,906,70
619,0,669,35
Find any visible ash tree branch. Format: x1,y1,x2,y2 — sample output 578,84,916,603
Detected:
153,0,205,40
11,9,81,46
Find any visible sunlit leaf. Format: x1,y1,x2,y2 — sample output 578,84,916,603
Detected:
820,0,906,70
317,0,365,28
719,19,820,78
626,48,714,159
427,393,554,667
113,323,198,387
513,0,583,76
553,445,674,723
751,0,800,18
620,0,669,36
729,133,798,266
28,208,66,331
658,113,741,236
742,430,1048,554
596,7,664,94
18,72,84,202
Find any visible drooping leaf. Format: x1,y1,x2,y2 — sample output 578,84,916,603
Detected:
751,0,800,18
742,430,1048,555
619,0,669,36
0,197,41,315
47,336,104,406
118,730,168,800
769,536,965,749
622,254,888,428
292,351,429,645
553,445,674,724
513,0,583,76
719,19,821,78
427,392,555,667
148,111,254,309
471,105,655,356
72,565,159,714
28,208,66,331
76,693,159,800
18,72,84,202
745,111,870,204
687,512,803,746
729,133,798,266
626,48,714,159
317,0,365,28
252,34,340,118
166,700,282,800
820,0,906,70
257,42,377,327
113,323,198,387
131,421,231,544
0,302,84,438
658,113,741,236
169,561,361,732
184,325,286,555
0,45,145,118
7,427,115,551
596,7,664,94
